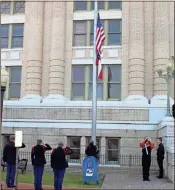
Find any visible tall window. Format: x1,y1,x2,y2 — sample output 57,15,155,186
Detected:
72,66,85,99
73,20,121,47
8,67,22,99
12,24,24,48
107,65,121,100
73,21,87,46
0,25,9,48
0,24,24,49
0,1,25,14
71,65,121,100
108,20,121,45
106,138,120,164
68,136,81,160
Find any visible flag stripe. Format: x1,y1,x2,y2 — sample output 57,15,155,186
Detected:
96,13,105,80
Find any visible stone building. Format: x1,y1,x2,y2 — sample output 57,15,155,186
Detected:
1,1,174,180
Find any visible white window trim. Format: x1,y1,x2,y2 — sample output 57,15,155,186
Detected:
1,15,25,24
73,10,122,21
72,59,121,65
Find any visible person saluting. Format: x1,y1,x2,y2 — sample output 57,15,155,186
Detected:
31,139,52,190
139,136,154,181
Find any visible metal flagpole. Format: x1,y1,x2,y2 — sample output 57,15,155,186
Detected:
92,1,98,145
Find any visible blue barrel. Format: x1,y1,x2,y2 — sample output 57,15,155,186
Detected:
82,156,99,184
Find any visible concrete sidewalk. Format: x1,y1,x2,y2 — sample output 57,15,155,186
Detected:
101,171,174,189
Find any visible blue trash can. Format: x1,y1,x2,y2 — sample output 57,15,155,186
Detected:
82,156,99,184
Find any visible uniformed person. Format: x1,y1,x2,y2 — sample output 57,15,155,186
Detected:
3,135,26,188
51,142,72,190
139,136,154,181
31,139,52,190
156,137,165,178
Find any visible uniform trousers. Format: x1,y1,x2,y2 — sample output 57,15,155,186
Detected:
157,158,164,177
33,165,44,190
6,164,16,187
53,169,66,190
142,155,151,180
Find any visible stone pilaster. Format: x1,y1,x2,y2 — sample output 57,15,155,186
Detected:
49,2,66,95
128,2,145,96
168,2,174,99
64,2,74,99
153,2,169,95
100,137,106,164
158,117,174,183
41,2,52,97
144,2,153,98
80,136,86,163
168,2,174,58
25,2,44,95
121,2,130,100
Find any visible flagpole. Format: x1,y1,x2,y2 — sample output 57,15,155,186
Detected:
92,1,98,145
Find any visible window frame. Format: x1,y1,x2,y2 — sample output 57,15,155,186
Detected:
0,24,10,49
73,1,122,11
71,65,86,100
74,1,88,11
106,137,120,164
11,23,24,48
13,1,25,14
107,20,122,46
0,1,25,15
107,64,121,100
67,136,81,161
5,66,22,100
0,1,11,14
0,23,24,49
108,1,122,10
71,64,121,101
73,21,87,47
73,20,122,47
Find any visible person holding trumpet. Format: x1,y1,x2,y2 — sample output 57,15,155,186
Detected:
139,136,154,181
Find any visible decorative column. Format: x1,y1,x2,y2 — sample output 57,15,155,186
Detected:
121,2,130,100
25,2,44,96
144,2,154,98
64,2,74,99
153,2,169,96
125,2,147,104
49,2,66,97
41,2,53,97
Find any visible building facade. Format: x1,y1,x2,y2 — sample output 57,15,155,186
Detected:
1,1,174,176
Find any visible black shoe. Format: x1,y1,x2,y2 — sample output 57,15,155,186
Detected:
157,176,163,179
143,179,146,181
146,178,150,181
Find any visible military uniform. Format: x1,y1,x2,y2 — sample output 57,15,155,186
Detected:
31,143,52,190
139,140,154,181
3,141,25,188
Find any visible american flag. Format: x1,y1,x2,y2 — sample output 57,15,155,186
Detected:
96,13,105,80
